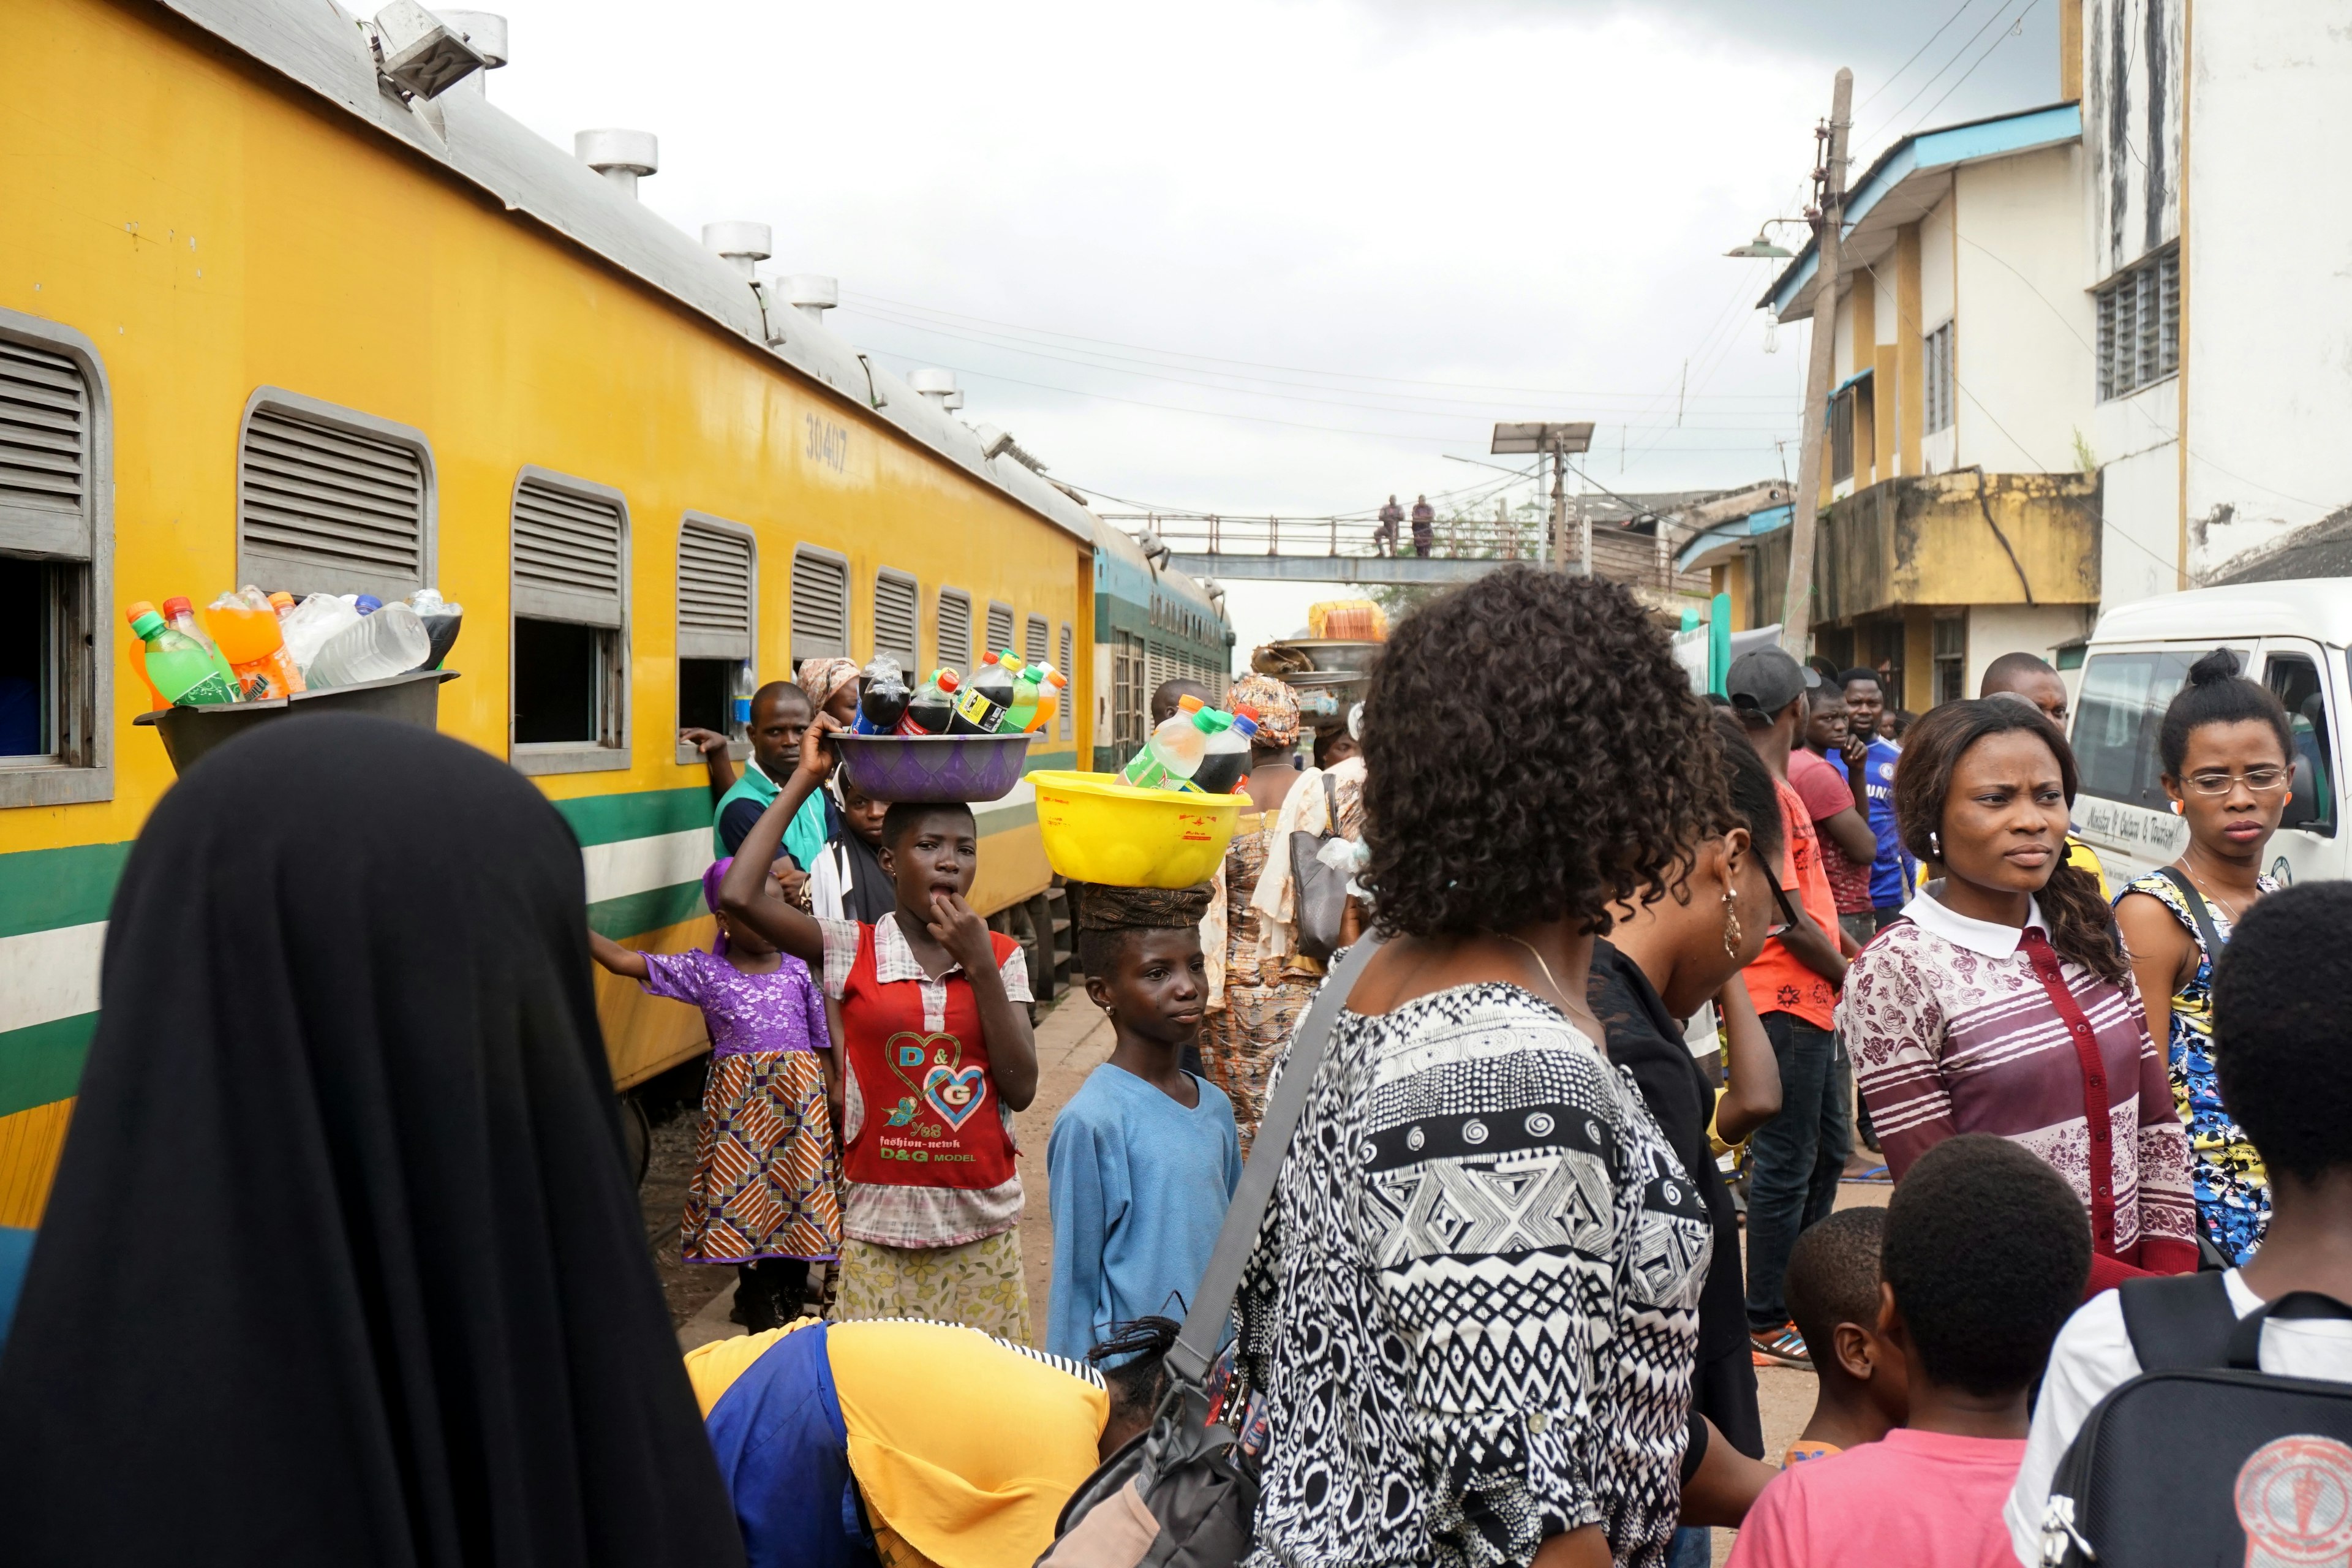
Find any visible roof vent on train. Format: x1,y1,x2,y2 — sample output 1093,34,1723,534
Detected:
435,11,508,94
784,275,839,325
701,222,772,278
909,369,962,412
575,128,658,197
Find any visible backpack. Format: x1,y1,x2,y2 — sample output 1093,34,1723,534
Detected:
2037,1272,2352,1567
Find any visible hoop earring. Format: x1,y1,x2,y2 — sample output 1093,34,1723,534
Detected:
1929,830,1942,858
1721,890,1743,959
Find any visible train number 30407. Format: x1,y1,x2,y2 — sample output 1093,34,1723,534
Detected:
804,413,850,472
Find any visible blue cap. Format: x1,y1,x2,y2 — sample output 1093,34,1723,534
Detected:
353,594,383,614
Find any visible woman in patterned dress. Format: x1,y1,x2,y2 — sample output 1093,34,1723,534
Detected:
1232,570,1727,1568
1199,673,1320,1152
2113,649,2297,1264
591,858,840,1330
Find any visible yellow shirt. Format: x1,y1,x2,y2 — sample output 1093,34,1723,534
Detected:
685,1319,1108,1568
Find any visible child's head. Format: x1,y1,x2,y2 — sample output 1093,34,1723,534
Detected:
1086,1315,1180,1461
1077,883,1213,1049
1881,1134,2090,1400
2214,881,2352,1190
703,856,780,958
878,803,978,915
1786,1207,1905,1428
840,778,889,851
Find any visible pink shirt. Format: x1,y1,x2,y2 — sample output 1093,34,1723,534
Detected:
1725,1430,2027,1568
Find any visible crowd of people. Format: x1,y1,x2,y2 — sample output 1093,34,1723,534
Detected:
0,567,2342,1568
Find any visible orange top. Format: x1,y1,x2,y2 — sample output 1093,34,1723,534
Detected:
1740,776,1841,1031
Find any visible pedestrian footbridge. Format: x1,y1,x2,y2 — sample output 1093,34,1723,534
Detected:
1104,514,1539,586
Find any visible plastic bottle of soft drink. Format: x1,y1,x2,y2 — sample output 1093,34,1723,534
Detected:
162,597,243,695
1022,665,1069,734
952,650,1019,734
408,587,465,669
1003,662,1044,733
728,662,756,741
121,601,170,711
897,669,960,735
1191,710,1258,795
205,586,306,699
129,607,240,706
1121,694,1212,788
854,655,911,734
307,600,431,688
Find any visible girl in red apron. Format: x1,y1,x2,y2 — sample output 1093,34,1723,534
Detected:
717,716,1041,1341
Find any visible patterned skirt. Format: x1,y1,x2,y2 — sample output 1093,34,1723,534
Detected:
681,1049,842,1265
833,1227,1031,1344
1202,967,1315,1158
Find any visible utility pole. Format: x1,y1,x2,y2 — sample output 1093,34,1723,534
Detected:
1490,422,1594,570
1780,67,1853,660
1550,443,1568,570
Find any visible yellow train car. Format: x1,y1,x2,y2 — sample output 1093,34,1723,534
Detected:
0,0,1104,1224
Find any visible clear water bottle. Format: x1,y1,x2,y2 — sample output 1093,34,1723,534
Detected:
306,600,431,688
1121,695,1213,788
729,662,756,742
279,594,362,676
407,587,464,671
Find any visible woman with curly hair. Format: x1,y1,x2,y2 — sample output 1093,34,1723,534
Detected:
1232,568,1726,1568
1198,672,1319,1149
1839,699,2196,1298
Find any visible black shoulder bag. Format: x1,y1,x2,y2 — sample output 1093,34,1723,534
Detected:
1037,935,1387,1568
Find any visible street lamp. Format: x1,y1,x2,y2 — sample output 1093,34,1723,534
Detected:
1723,217,1809,259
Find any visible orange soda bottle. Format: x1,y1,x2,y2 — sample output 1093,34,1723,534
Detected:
205,586,306,699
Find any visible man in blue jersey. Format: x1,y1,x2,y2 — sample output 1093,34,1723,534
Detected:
1829,668,1909,933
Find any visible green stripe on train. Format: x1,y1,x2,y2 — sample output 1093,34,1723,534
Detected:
0,842,132,941
0,1012,96,1120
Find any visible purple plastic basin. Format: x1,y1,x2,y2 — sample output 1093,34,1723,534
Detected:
832,732,1039,803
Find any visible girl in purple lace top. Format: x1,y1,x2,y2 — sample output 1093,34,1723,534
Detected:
590,858,841,1330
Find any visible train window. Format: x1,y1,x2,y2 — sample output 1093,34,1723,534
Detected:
937,588,973,673
0,315,111,807
986,601,1015,660
676,515,755,758
510,468,628,773
790,546,849,671
873,569,919,674
236,389,432,603
1024,614,1049,667
1058,623,1074,742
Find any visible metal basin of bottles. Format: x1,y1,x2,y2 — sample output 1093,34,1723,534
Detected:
132,670,461,777
831,731,1038,804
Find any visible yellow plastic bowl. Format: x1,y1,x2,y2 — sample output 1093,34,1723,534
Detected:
1031,770,1242,889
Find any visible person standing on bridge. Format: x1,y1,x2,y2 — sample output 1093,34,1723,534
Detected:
1375,493,1403,556
1409,493,1436,556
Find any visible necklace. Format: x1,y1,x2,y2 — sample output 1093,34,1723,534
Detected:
2179,852,2254,926
1501,933,1568,1005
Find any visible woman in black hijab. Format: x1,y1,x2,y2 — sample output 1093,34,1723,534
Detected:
0,716,744,1567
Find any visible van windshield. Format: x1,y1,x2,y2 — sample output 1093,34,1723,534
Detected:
2073,649,2212,809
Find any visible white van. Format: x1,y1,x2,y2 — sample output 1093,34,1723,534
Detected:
2067,579,2349,888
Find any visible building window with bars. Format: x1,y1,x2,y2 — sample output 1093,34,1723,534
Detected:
676,515,755,756
1829,383,1857,484
789,546,849,676
2095,246,2180,401
510,468,628,771
872,569,919,676
985,600,1016,662
0,314,113,806
1113,633,1144,757
1924,320,1954,435
1058,623,1074,741
238,390,432,604
1933,614,1967,706
937,588,973,674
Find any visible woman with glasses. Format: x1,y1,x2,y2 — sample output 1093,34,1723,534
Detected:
1841,699,2196,1298
2113,650,2298,1264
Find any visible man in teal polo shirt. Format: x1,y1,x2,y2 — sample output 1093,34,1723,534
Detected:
714,682,835,870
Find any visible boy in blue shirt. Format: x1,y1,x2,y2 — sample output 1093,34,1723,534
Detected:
1831,668,1910,930
1047,883,1242,1360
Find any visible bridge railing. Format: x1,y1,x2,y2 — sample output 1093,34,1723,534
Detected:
1099,513,1544,562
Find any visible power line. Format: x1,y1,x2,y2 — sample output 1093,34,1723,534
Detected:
1856,0,2029,151
1908,0,2043,132
1854,0,1986,112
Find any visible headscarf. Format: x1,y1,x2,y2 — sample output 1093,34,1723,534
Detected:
705,856,736,952
0,717,745,1566
797,657,861,717
1226,673,1301,747
1076,881,1215,930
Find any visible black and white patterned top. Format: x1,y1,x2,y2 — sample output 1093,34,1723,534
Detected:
1232,983,1713,1568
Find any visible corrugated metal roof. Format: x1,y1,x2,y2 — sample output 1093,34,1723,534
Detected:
153,0,1099,546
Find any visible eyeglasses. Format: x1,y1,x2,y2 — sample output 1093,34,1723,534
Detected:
2182,767,2291,796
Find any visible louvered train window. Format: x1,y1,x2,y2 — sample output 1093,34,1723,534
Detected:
986,600,1015,662
238,396,431,603
676,515,755,747
790,547,849,671
510,467,628,769
0,316,111,801
1023,614,1049,666
1058,623,1074,741
937,589,973,674
873,570,919,674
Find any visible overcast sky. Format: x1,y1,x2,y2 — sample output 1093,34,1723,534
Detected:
476,0,2062,657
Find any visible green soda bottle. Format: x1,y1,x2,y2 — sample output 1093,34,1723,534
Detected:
1003,662,1044,733
129,609,239,706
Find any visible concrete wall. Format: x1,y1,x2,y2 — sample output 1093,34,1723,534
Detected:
2084,0,2184,281
1964,603,2101,695
2092,403,2180,609
2180,0,2352,583
1952,145,2096,476
1921,194,1959,475
1812,471,2101,624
